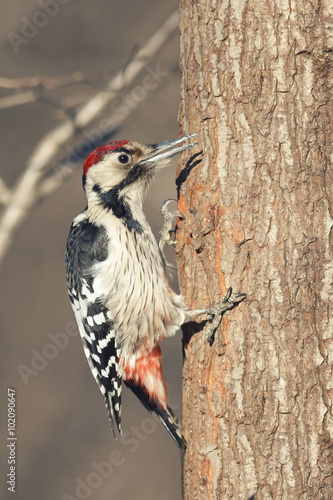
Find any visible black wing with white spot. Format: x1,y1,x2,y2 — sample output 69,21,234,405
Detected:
65,215,123,434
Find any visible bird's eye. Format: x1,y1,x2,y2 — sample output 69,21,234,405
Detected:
118,154,130,165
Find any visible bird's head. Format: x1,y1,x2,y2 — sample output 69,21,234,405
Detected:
82,134,197,209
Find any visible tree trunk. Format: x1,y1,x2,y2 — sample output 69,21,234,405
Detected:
176,1,333,498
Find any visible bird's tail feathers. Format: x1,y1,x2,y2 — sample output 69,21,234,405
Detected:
125,381,186,452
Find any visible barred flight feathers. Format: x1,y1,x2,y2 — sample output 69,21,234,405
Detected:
65,215,123,434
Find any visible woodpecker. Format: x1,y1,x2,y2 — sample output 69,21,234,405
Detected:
65,134,245,451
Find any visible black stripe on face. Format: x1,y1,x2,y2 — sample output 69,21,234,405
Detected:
93,184,143,234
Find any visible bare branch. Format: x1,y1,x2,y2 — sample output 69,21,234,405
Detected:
0,178,12,205
74,10,178,128
37,65,176,200
0,71,85,90
0,10,179,270
61,89,96,109
0,91,36,109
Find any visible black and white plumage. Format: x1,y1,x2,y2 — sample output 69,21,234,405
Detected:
65,135,245,450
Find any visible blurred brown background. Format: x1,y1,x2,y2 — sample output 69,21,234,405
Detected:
0,1,185,499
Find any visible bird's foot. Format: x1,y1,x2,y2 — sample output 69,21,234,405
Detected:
159,199,184,253
205,287,246,345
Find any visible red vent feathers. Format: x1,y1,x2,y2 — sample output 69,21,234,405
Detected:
83,140,129,177
121,345,167,409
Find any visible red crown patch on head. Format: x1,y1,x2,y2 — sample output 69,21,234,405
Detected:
83,140,129,177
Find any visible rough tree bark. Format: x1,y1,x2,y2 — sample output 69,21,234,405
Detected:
176,1,333,498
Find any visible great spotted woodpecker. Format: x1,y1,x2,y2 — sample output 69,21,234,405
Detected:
65,134,245,450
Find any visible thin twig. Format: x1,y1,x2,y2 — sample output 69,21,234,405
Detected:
0,71,85,89
0,10,179,270
61,89,96,109
0,91,36,109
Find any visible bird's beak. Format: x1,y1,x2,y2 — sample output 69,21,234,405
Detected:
144,134,198,164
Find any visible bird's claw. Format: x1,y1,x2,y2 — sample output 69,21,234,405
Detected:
160,199,184,220
159,199,184,253
206,287,247,345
